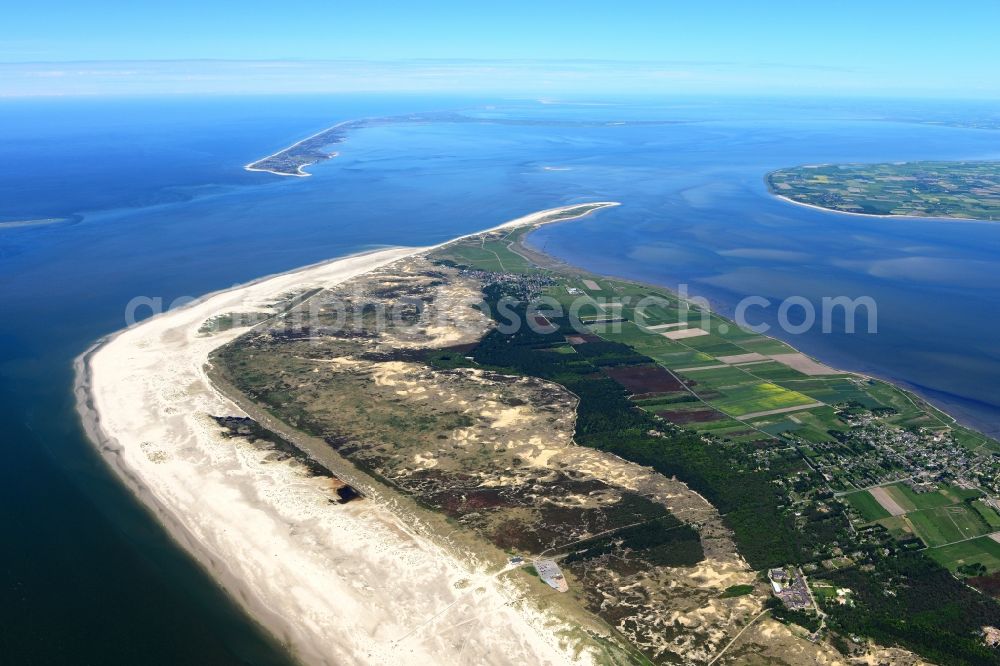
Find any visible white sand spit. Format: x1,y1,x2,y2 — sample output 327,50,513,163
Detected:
75,204,620,666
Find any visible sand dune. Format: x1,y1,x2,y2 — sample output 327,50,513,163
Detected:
75,205,618,665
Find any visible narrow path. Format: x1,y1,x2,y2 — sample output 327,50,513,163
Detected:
707,609,769,666
479,234,507,272
737,402,824,420
925,530,998,550
943,506,966,538
537,516,664,558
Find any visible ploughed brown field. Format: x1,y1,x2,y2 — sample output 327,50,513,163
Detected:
532,314,557,332
656,409,726,424
603,364,686,395
969,572,1000,599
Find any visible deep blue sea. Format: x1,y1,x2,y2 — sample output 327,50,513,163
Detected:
2,94,999,662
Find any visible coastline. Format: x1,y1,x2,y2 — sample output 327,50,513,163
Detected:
516,227,1000,446
76,248,420,666
243,119,354,177
769,190,993,224
74,199,994,665
244,165,311,178
75,203,618,666
244,151,340,178
754,182,1000,434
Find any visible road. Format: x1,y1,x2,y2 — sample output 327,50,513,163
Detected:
706,609,770,666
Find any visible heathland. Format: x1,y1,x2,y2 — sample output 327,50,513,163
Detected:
194,206,1000,664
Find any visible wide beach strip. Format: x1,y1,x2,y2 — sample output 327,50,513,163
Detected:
76,205,619,666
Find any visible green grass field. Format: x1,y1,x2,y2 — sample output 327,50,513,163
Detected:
809,581,843,603
928,535,1000,574
711,381,817,417
973,500,1000,529
906,505,992,547
844,490,892,522
953,425,1000,454
437,234,535,273
543,344,578,355
906,509,964,547
876,515,915,540
783,378,876,406
885,482,981,511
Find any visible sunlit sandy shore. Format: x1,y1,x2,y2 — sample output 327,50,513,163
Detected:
75,204,616,665
771,193,992,223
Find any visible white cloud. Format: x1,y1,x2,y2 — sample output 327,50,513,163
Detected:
2,58,998,98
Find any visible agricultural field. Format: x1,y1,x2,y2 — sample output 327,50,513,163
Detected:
974,500,1000,529
928,535,1000,574
767,161,1000,220
695,379,817,418
846,481,996,554
435,229,535,273
844,490,892,522
436,225,1000,512
874,515,916,541
602,364,685,395
535,280,850,436
877,482,981,511
905,505,991,547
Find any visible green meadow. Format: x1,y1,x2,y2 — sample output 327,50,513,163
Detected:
928,536,1000,574
844,490,892,522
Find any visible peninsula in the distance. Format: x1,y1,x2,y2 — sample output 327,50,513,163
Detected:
244,119,354,177
245,112,692,177
767,161,1000,220
244,114,461,177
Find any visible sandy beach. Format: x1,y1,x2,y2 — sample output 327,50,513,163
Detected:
75,205,616,666
770,192,990,223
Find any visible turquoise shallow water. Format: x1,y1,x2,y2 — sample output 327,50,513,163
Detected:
1,94,999,661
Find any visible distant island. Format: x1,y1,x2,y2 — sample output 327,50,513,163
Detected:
245,112,692,177
243,114,448,177
767,161,1000,220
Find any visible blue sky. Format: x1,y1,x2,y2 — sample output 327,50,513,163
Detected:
3,1,999,97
